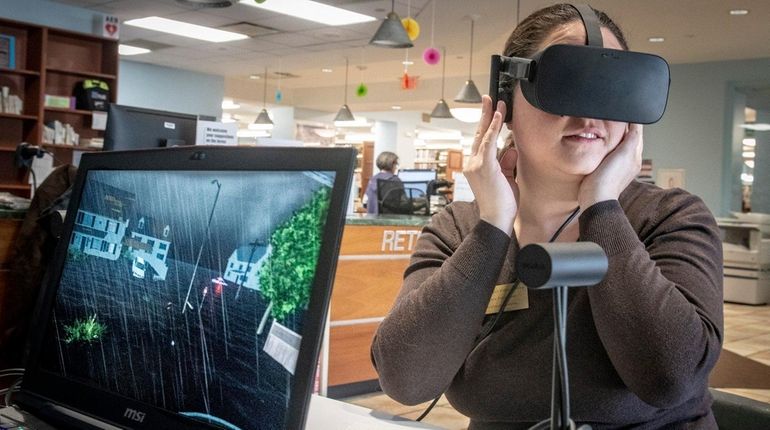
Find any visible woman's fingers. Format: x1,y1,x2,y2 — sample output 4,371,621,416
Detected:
472,95,494,155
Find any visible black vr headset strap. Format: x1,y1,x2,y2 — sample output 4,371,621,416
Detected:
570,4,603,47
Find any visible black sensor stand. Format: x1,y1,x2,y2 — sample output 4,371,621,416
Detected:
516,242,609,430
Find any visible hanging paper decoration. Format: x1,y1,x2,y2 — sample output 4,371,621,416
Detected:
275,89,283,103
401,72,418,90
401,17,420,41
423,0,439,65
423,47,440,65
356,83,368,97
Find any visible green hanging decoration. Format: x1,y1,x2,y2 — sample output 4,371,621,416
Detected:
356,83,368,97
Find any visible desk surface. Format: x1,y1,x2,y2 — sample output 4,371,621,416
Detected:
0,396,443,429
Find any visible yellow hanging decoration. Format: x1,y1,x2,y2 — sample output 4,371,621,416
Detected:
401,17,420,41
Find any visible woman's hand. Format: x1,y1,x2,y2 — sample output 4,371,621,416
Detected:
578,123,643,209
464,95,518,236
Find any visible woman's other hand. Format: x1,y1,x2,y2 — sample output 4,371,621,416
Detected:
578,123,643,209
464,95,518,236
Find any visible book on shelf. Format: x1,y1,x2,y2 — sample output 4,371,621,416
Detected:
45,94,76,109
1,86,24,114
0,34,15,69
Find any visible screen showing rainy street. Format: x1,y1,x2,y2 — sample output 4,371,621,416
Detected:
39,169,336,430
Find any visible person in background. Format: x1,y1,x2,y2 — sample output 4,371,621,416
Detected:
371,4,722,429
364,151,400,214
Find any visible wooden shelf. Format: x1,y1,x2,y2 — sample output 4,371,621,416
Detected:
45,67,116,80
42,143,100,152
0,17,117,197
44,107,95,116
0,184,31,190
0,67,40,77
0,112,38,120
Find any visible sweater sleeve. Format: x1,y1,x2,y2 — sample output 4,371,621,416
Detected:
371,204,511,405
579,196,723,408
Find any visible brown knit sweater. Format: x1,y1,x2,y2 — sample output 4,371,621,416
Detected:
371,181,723,429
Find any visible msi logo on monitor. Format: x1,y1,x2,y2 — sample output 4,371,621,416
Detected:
123,407,146,423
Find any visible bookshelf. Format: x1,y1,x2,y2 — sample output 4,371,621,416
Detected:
0,17,118,198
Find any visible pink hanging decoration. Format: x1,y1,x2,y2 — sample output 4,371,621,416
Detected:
423,47,440,65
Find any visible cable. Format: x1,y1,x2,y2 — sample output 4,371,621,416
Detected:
416,206,580,422
4,377,22,407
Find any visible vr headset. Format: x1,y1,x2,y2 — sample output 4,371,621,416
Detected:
490,4,670,124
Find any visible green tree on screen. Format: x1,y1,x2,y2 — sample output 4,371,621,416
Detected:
260,187,331,323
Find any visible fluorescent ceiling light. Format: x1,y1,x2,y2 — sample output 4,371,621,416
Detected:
391,105,402,110
240,0,375,26
745,160,755,168
730,9,749,16
743,138,756,147
322,68,333,73
125,16,248,42
118,44,151,55
741,123,770,131
648,37,665,43
741,173,753,183
742,151,755,159
221,99,240,110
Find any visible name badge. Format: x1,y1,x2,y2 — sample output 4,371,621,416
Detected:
485,282,529,314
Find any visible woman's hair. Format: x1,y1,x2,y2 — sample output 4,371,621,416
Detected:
376,151,399,171
503,4,628,59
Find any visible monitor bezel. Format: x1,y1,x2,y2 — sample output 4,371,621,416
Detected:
103,104,199,152
19,146,357,430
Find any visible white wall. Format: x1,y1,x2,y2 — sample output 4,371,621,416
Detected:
118,61,223,119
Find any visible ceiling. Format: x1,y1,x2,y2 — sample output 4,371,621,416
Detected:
51,0,770,117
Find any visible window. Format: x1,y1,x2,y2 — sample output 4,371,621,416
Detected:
109,243,116,254
148,239,155,247
76,211,84,224
157,253,164,259
159,242,168,250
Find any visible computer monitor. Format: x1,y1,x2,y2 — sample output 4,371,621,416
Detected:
103,104,198,151
19,146,356,430
398,169,436,195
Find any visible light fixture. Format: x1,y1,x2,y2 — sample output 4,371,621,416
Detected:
743,138,756,147
745,160,755,168
729,9,749,16
450,107,482,123
221,99,240,110
334,58,355,123
431,47,454,119
391,105,402,110
252,66,274,130
741,123,770,131
322,68,333,73
454,17,482,103
648,37,665,43
124,16,248,42
118,44,151,56
370,0,413,48
240,0,375,26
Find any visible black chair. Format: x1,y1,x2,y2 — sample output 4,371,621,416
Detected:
377,178,429,215
709,388,770,430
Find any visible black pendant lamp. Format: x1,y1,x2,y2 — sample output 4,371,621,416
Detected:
370,0,413,48
431,47,454,118
334,58,355,122
454,17,482,103
253,66,274,129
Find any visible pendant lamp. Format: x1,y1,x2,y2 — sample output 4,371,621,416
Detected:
430,47,454,119
454,17,482,103
334,58,355,122
370,0,413,48
252,66,274,130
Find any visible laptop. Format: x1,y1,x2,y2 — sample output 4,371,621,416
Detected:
0,146,356,430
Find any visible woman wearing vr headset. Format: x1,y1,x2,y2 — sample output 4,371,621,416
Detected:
371,3,722,429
